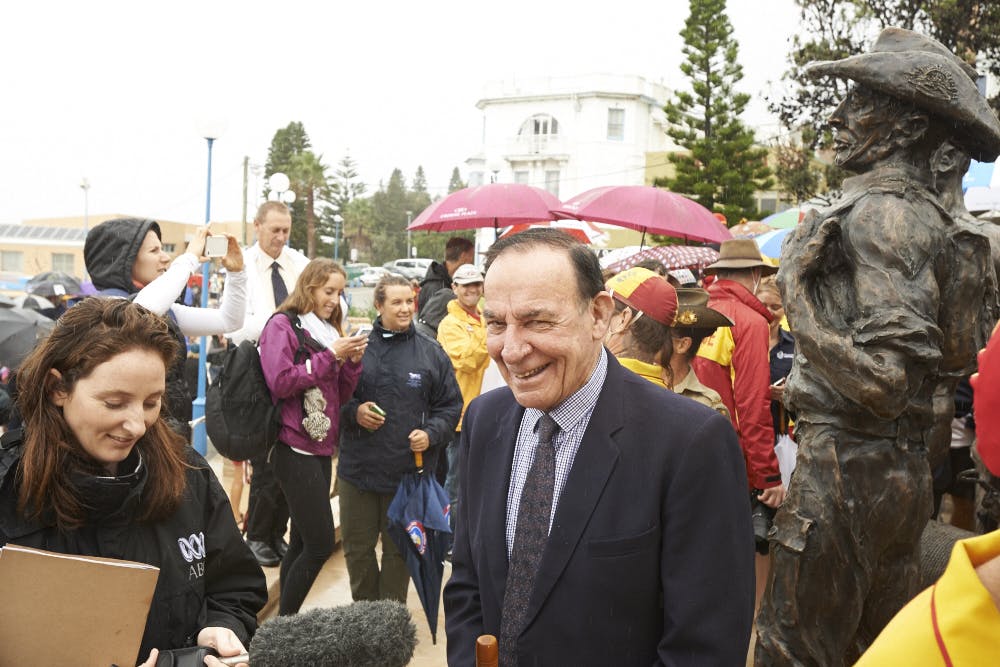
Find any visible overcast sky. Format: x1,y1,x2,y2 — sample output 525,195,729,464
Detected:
0,0,803,225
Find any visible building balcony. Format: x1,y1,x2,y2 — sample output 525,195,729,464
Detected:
504,134,570,161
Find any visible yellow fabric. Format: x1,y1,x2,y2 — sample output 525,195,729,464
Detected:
697,324,735,377
855,529,1000,666
618,357,668,389
437,299,489,431
672,368,729,417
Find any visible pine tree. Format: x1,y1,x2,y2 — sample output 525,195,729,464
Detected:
659,0,773,223
264,122,313,250
370,169,409,263
329,153,367,217
412,166,428,195
448,167,466,193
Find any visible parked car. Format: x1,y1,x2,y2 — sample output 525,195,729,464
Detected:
357,266,394,287
345,262,370,284
382,258,433,281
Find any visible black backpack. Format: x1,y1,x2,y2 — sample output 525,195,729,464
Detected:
206,311,325,461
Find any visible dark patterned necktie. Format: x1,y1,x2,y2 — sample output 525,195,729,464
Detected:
270,262,288,307
499,413,559,665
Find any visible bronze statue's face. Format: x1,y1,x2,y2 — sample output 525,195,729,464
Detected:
828,87,897,172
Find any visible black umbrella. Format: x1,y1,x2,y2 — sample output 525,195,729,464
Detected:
26,271,82,298
0,307,55,369
386,452,452,644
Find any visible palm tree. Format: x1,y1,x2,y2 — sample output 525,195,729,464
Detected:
288,151,330,258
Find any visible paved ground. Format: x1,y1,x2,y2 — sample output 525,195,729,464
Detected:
214,454,448,666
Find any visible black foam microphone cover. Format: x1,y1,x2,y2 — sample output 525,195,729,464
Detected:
249,599,417,667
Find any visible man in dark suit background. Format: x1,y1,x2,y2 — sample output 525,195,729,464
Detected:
443,229,754,666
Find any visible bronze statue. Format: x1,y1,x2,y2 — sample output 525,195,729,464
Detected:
755,28,1000,666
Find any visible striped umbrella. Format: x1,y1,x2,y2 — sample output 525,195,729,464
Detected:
605,245,719,275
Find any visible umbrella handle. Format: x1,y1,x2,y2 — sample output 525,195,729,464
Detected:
414,451,423,470
476,635,498,667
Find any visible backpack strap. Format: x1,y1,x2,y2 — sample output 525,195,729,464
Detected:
270,311,328,365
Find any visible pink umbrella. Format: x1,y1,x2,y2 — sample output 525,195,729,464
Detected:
408,183,562,232
554,185,732,245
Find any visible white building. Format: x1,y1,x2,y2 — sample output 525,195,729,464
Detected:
465,74,681,200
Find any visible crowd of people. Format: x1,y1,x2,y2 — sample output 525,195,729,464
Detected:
6,26,1000,661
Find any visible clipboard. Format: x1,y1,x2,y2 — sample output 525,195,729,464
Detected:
0,544,160,666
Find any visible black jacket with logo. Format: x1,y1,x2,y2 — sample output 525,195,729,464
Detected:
0,432,266,664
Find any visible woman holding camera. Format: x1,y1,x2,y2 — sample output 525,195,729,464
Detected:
0,298,265,667
84,219,246,435
338,274,462,603
257,258,367,615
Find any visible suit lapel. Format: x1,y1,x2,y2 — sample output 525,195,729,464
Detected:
524,355,625,625
481,396,524,607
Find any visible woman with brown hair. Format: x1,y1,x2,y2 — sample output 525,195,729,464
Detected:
258,258,368,615
0,298,265,667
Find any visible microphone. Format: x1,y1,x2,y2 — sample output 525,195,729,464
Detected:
218,599,417,667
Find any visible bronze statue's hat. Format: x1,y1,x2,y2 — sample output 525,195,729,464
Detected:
806,27,1000,162
673,288,734,329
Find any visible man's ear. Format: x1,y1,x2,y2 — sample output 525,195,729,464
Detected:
48,369,68,407
591,291,616,340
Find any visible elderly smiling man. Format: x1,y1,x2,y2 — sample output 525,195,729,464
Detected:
443,228,753,666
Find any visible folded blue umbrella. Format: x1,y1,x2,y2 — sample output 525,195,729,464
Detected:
386,455,452,644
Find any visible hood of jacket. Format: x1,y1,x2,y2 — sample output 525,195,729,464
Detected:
84,217,162,294
707,278,774,324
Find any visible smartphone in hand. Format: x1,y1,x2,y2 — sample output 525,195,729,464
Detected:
355,324,373,337
205,235,228,257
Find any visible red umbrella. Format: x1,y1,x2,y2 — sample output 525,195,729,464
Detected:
605,245,720,275
554,185,732,245
408,183,562,232
499,219,606,245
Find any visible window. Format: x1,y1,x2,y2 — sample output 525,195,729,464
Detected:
162,243,176,254
51,253,75,274
759,197,778,214
514,171,530,185
468,171,484,187
519,114,559,137
1,251,23,273
545,171,560,198
607,108,625,141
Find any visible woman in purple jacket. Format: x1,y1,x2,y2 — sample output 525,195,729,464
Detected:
258,259,368,614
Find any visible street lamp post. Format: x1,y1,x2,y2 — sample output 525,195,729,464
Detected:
80,178,90,232
406,210,412,258
192,130,221,456
333,214,343,262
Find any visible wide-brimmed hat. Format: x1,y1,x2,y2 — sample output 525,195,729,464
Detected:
673,288,734,329
703,239,778,276
806,27,1000,162
605,267,677,327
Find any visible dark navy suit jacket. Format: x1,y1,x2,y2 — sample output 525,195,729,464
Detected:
444,353,755,666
